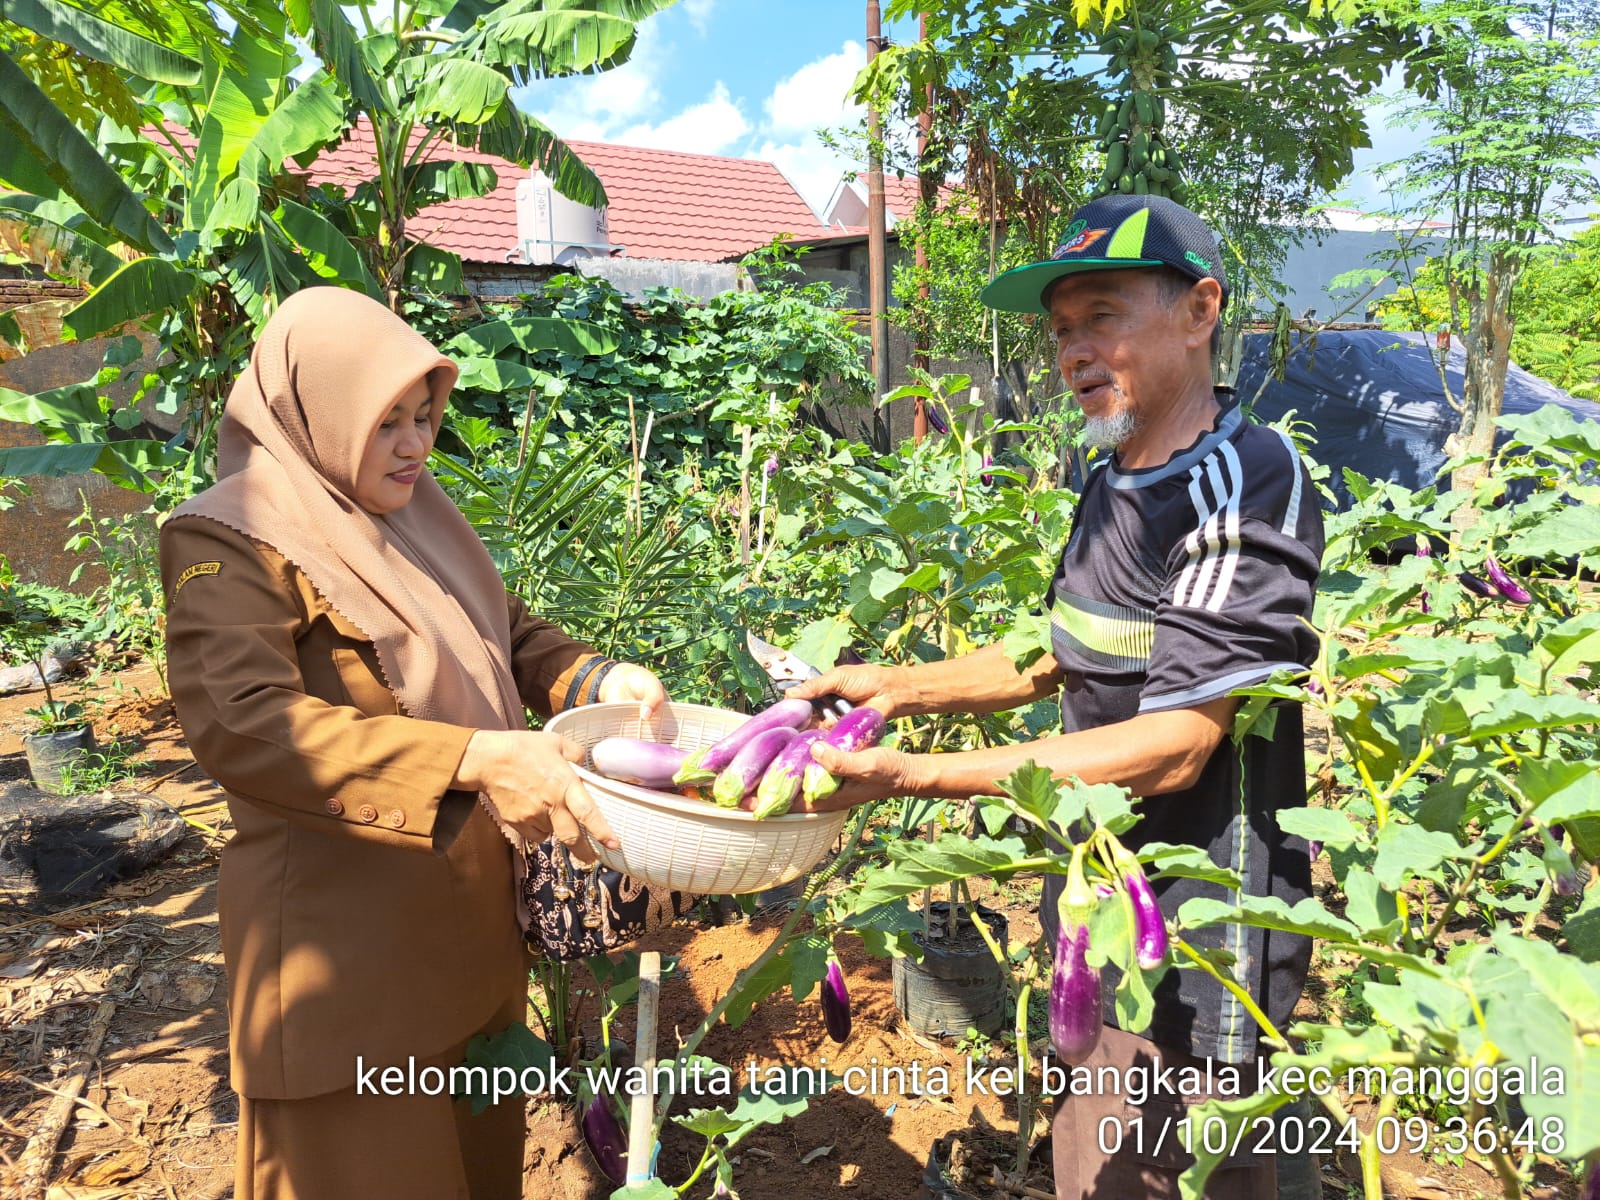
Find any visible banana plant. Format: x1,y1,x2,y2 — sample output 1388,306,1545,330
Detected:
0,0,673,490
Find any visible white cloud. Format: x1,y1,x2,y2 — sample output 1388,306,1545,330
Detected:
515,35,665,141
763,41,866,139
746,41,874,219
616,83,750,155
682,0,715,34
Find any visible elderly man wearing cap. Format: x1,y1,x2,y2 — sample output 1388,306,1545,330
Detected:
792,194,1323,1199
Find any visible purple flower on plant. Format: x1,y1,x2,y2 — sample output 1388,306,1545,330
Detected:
981,453,994,487
763,455,779,479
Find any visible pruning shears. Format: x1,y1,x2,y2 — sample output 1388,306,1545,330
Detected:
745,631,854,721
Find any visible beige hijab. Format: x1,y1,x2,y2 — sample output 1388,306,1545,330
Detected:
168,286,524,737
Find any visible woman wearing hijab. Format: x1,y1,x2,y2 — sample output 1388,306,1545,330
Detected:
159,287,665,1199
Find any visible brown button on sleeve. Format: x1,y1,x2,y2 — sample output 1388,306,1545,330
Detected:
386,808,406,829
358,804,379,823
325,797,344,816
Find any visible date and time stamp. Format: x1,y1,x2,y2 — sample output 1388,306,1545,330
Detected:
1093,1113,1570,1158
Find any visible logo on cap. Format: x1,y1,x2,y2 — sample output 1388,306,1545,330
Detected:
1184,250,1213,272
1056,219,1110,257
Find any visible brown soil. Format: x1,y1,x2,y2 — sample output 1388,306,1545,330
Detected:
0,660,1580,1199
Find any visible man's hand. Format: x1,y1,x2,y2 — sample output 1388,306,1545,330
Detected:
597,662,669,723
782,741,926,812
786,663,906,718
455,729,619,862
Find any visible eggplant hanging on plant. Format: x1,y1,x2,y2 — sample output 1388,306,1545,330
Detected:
749,729,826,819
674,697,813,787
1415,535,1432,614
1049,847,1103,1066
1108,841,1168,970
1458,570,1497,599
581,1093,628,1184
711,726,799,808
822,957,852,1043
800,706,888,805
1484,557,1533,605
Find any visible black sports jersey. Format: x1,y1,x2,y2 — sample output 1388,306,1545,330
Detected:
1039,398,1324,1063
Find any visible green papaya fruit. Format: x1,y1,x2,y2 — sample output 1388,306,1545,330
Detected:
1106,140,1128,179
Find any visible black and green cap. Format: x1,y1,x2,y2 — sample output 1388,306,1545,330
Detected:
980,194,1228,314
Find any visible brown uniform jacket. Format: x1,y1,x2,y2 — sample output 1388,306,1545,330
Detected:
161,518,602,1100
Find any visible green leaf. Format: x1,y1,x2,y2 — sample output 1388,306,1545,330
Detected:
0,381,102,426
608,1179,674,1200
1341,872,1402,941
61,257,201,341
1562,885,1600,963
236,69,347,186
1177,895,1359,942
479,10,637,75
443,317,618,358
1523,758,1600,825
1539,611,1600,681
849,833,1035,911
448,103,605,206
790,613,853,680
273,199,382,297
1178,1087,1296,1200
1452,691,1599,744
453,357,545,393
405,158,499,206
1512,503,1600,563
0,0,201,83
674,1107,746,1139
1001,610,1052,672
787,933,831,1004
1370,822,1472,891
413,59,510,124
305,0,386,113
1275,806,1362,849
0,55,173,254
841,897,921,959
459,1022,555,1115
1136,843,1243,889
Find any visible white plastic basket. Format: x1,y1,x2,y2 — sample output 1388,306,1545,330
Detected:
546,701,849,895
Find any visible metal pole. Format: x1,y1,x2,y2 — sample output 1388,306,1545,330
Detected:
911,8,931,443
866,0,890,450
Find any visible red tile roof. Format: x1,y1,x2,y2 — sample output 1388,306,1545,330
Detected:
565,140,832,262
158,119,832,262
879,173,956,220
288,121,832,263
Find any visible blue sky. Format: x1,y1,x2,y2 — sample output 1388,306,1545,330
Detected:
511,2,1446,222
513,0,919,219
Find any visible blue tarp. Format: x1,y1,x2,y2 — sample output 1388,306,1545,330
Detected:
1234,330,1596,502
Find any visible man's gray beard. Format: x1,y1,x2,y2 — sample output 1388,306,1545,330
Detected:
1082,407,1139,450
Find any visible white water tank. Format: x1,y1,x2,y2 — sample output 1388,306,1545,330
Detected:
515,170,610,264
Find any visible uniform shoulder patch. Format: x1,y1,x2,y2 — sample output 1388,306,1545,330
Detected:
173,560,222,596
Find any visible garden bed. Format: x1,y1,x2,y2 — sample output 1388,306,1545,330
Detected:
0,660,1583,1199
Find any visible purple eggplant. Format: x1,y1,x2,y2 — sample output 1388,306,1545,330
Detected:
1049,922,1101,1065
822,957,851,1043
926,406,949,435
1307,840,1323,861
712,726,799,807
764,454,780,478
1050,851,1103,1066
581,1093,627,1184
750,729,826,819
1416,535,1432,613
1112,846,1168,970
800,706,888,804
591,737,688,790
1459,570,1497,599
1485,557,1532,604
674,697,813,786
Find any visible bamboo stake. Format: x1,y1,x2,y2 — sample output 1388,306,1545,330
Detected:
737,425,753,568
16,952,140,1198
626,951,661,1190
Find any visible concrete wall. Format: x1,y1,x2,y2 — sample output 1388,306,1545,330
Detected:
1273,229,1448,322
0,275,159,592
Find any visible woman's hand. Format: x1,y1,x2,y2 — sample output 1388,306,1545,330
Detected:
454,730,618,862
597,662,668,723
